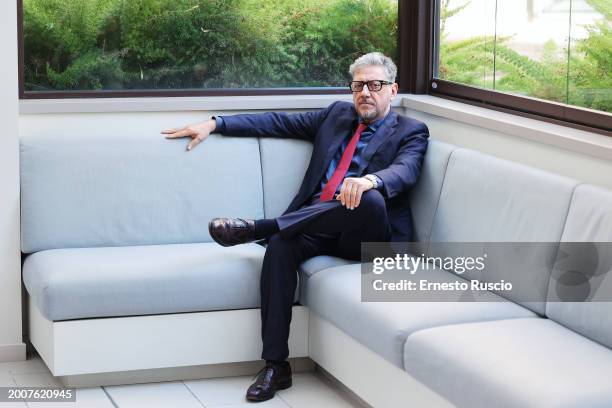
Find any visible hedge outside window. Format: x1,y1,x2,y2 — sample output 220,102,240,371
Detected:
22,0,399,92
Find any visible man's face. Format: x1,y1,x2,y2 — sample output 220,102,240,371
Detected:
352,65,398,123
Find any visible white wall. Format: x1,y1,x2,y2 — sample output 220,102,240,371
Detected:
0,0,26,362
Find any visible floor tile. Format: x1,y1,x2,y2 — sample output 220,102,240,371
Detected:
0,356,49,376
9,367,103,408
11,372,63,388
183,375,253,405
4,353,357,408
0,400,27,407
277,373,357,408
0,372,49,408
17,388,114,408
0,372,16,387
208,399,289,408
105,381,203,408
0,373,25,408
73,388,115,408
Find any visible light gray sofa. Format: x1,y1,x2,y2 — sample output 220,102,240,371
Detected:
20,124,612,407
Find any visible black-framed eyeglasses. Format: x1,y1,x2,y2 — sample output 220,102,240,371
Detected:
349,80,392,92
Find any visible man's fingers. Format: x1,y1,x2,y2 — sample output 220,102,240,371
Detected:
187,137,202,151
354,188,363,208
351,184,359,209
347,183,356,209
338,183,346,206
335,192,343,204
164,128,195,139
160,127,184,135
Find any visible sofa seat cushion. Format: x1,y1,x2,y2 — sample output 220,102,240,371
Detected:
299,256,357,278
22,243,295,321
404,318,612,408
302,263,536,369
297,255,357,304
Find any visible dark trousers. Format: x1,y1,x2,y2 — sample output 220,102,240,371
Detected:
260,189,391,361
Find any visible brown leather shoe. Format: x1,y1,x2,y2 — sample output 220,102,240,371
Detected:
208,217,257,247
246,361,292,402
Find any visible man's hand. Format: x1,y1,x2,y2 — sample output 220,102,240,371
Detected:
336,177,375,210
161,119,216,151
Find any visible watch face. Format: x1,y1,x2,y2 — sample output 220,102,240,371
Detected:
366,175,377,187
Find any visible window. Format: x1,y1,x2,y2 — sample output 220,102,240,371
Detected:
432,0,611,132
20,0,398,96
17,0,612,133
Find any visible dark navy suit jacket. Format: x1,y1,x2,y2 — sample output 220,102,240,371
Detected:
221,101,429,242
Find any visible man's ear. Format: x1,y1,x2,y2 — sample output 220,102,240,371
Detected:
390,83,399,100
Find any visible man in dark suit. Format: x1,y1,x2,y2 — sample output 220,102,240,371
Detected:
163,52,429,403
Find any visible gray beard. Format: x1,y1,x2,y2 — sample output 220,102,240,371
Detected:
359,108,379,123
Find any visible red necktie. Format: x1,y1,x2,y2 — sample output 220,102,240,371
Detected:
320,123,368,202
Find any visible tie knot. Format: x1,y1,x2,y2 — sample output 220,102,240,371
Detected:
356,123,368,134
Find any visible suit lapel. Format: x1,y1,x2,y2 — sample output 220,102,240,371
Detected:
358,110,399,174
320,108,358,171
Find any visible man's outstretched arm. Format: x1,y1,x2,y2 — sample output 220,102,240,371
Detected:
161,101,340,151
219,104,337,141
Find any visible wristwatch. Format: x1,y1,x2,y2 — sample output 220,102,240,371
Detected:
364,174,379,189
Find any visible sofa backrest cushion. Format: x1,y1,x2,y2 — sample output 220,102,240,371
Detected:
259,138,313,218
20,133,264,253
429,149,579,314
409,139,457,249
546,184,612,349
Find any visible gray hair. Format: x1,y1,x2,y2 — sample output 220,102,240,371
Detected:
349,52,397,83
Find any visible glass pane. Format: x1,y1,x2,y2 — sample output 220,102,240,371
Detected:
435,0,612,115
494,0,571,104
568,0,611,113
437,0,497,89
23,0,398,92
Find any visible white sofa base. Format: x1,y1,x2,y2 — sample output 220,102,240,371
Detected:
308,312,453,408
28,296,309,378
29,296,452,406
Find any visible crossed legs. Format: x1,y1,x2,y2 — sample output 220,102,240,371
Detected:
260,190,390,361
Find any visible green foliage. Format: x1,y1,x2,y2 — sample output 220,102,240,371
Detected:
438,0,611,112
24,0,397,90
22,0,611,113
269,0,397,86
570,20,612,112
23,0,117,89
46,51,124,90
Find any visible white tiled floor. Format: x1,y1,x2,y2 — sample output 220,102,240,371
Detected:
0,352,360,408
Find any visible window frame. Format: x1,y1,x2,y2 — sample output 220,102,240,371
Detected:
423,0,611,136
